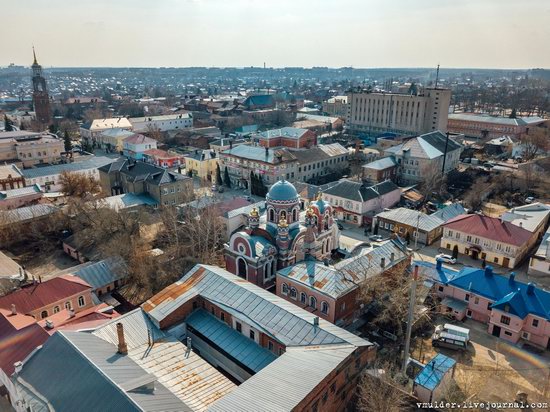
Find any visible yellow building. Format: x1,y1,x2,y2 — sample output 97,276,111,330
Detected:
184,150,219,181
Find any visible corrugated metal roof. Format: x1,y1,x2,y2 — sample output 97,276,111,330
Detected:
21,156,116,179
363,156,397,170
144,264,370,348
414,353,456,391
187,309,277,372
16,331,190,412
93,309,236,411
0,184,42,200
376,207,443,232
221,145,297,164
72,257,127,290
99,193,158,211
449,113,545,126
0,204,57,224
208,345,356,412
430,203,466,223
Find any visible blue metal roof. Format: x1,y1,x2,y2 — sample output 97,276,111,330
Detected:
73,257,127,290
446,265,550,320
266,179,299,202
415,353,456,391
186,309,277,373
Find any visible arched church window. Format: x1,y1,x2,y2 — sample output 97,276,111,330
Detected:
300,292,307,304
290,288,297,299
237,257,247,279
292,208,298,222
269,208,275,222
309,296,317,309
282,283,288,295
321,301,329,315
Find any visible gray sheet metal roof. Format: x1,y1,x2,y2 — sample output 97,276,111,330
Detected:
431,203,466,223
187,309,277,372
449,113,545,126
144,264,370,348
72,257,127,291
93,308,236,411
0,204,57,224
323,179,399,203
208,345,356,412
16,330,190,412
376,207,443,232
221,145,297,164
363,156,397,170
21,156,116,179
224,200,265,219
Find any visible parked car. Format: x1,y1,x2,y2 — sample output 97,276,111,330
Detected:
337,222,344,230
435,254,457,264
369,235,383,242
525,196,535,204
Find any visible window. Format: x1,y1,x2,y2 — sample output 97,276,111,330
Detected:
282,283,288,295
78,296,85,307
278,348,284,356
268,341,274,351
438,286,444,292
504,331,513,337
300,292,307,304
211,306,216,316
500,315,511,325
532,319,539,328
221,312,225,322
487,302,492,310
249,330,255,340
309,296,317,309
236,321,242,333
493,257,499,263
53,306,60,313
290,288,297,299
521,331,530,340
65,301,72,310
321,301,329,315
466,310,472,318
464,294,470,302
41,310,48,319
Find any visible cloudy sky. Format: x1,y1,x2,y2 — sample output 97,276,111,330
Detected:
3,0,550,68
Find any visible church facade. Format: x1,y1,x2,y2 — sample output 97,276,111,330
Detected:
224,179,339,289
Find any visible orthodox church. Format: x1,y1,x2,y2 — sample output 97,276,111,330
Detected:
224,179,339,289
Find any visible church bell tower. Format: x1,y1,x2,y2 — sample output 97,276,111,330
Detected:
31,47,51,126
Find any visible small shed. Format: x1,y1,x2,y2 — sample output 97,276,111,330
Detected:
413,353,456,403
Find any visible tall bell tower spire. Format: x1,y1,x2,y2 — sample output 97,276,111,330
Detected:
31,47,51,126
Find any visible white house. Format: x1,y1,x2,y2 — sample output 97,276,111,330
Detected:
321,179,401,226
79,118,133,145
122,134,157,160
129,113,193,133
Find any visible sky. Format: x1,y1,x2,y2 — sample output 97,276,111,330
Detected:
2,0,550,69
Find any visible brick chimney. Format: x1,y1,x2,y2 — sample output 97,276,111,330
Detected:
10,304,16,315
116,322,128,355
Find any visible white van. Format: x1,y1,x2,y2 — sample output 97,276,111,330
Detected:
431,331,468,351
436,324,470,343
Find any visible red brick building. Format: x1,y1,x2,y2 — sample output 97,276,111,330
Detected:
256,127,317,149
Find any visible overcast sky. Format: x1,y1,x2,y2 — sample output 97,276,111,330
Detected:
3,0,550,68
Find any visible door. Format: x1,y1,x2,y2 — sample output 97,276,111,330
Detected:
471,250,479,260
492,325,501,337
503,257,510,268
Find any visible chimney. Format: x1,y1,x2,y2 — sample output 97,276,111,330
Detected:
380,257,386,268
45,320,54,329
527,283,535,295
313,316,319,327
519,221,523,228
509,272,515,284
116,323,128,355
10,304,16,315
390,252,395,261
484,266,493,277
13,361,23,374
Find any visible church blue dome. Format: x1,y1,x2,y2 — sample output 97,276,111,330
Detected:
266,180,299,202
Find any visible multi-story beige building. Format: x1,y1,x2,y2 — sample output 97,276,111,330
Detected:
447,113,547,140
441,214,537,269
0,131,64,167
347,88,451,136
183,149,219,181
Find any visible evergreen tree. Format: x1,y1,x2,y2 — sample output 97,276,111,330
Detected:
216,163,223,186
250,171,257,195
224,166,231,188
64,131,72,152
4,115,14,132
257,173,267,197
509,108,517,119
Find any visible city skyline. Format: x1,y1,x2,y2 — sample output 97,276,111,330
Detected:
3,0,550,69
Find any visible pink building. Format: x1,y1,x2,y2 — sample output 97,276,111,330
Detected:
0,184,43,210
423,261,550,350
142,148,184,168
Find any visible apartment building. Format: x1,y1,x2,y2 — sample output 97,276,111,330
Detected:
347,88,451,136
440,214,537,268
128,113,193,132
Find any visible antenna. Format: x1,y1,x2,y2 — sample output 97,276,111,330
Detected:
435,64,440,89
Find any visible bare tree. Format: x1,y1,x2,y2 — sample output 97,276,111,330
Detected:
59,171,101,199
83,108,107,123
145,124,164,143
521,128,549,160
358,363,411,412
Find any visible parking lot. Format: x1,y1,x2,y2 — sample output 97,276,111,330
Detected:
411,317,550,407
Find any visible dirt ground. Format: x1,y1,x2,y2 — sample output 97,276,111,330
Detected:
411,317,550,409
15,248,78,281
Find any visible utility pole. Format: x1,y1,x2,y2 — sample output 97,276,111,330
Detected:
402,264,419,374
441,131,450,176
414,213,420,250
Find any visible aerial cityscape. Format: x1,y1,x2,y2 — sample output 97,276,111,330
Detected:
1,1,550,411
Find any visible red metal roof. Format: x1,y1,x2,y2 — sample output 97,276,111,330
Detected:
0,276,91,315
0,309,49,376
443,214,533,247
